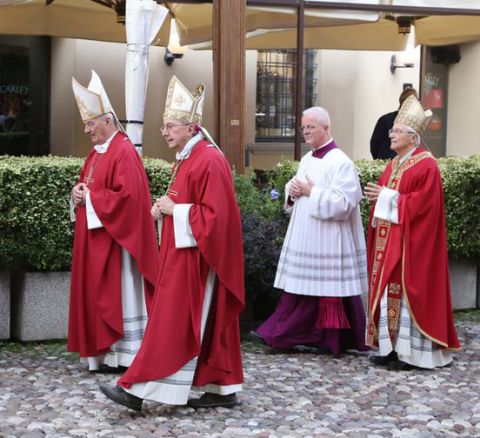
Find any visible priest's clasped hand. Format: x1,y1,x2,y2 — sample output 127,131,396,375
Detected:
289,175,314,198
152,196,175,218
72,183,89,206
151,200,161,219
364,182,383,202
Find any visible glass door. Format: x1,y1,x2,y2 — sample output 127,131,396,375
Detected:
0,36,50,156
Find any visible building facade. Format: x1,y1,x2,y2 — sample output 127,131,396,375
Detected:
0,35,478,168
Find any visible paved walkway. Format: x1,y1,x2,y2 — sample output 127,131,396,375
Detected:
1,320,479,438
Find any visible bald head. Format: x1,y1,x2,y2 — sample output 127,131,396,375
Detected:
301,106,332,148
302,107,331,128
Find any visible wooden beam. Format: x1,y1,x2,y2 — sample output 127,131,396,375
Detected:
246,0,480,16
162,0,480,15
293,0,304,161
212,0,246,173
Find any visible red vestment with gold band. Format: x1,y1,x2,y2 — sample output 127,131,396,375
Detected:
367,147,460,350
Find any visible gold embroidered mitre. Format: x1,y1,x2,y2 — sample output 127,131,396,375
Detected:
72,70,117,122
163,75,204,124
394,95,433,135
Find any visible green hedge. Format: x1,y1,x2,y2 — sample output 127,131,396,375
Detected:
0,156,172,271
0,156,81,271
0,155,479,273
260,156,480,259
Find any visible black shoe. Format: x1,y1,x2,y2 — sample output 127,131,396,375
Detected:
387,360,414,371
369,351,398,366
187,392,239,409
248,330,266,345
99,383,143,412
90,364,128,374
293,345,332,354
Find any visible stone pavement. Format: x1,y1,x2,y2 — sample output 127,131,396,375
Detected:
1,320,479,438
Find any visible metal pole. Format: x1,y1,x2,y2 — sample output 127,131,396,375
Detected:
293,0,304,161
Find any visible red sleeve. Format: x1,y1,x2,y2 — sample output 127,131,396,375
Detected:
90,142,159,289
380,158,459,348
188,150,244,307
187,149,245,377
397,159,442,225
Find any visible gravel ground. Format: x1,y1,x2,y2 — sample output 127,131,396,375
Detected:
1,320,479,438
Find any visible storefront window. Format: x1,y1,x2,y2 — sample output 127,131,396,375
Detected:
0,36,50,156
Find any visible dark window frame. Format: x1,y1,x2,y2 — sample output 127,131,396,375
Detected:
256,49,316,142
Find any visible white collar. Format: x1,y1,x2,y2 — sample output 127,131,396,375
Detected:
176,132,202,160
94,131,118,154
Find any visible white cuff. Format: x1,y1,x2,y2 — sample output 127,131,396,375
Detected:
373,188,399,224
86,192,103,230
173,204,197,248
308,186,321,216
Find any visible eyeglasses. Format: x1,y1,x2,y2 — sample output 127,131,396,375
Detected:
160,122,189,132
299,124,318,132
389,128,415,136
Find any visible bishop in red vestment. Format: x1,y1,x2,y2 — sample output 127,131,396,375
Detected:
68,71,159,372
364,95,460,370
99,76,244,411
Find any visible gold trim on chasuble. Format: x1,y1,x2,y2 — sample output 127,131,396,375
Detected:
367,151,433,346
156,160,184,246
166,161,183,199
400,238,450,349
386,282,401,341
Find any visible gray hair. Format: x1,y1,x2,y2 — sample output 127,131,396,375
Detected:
406,127,421,147
98,112,121,130
302,106,331,127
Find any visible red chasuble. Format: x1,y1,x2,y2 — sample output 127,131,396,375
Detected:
366,147,460,350
118,139,245,389
68,132,159,357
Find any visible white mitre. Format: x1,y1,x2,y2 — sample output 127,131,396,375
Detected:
163,75,204,124
72,70,123,131
394,95,433,135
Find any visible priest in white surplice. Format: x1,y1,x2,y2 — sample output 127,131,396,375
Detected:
252,107,369,356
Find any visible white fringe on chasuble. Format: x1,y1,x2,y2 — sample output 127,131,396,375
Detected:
274,149,368,297
377,290,452,369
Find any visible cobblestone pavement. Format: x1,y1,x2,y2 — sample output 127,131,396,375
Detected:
1,321,479,438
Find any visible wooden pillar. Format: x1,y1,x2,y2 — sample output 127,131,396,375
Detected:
212,0,246,173
294,0,305,161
